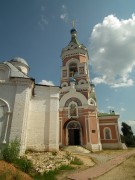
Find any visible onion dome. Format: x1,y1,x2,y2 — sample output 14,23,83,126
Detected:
70,28,77,35
70,28,80,45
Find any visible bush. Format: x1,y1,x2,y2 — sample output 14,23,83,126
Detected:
2,138,20,163
14,156,33,174
124,135,135,147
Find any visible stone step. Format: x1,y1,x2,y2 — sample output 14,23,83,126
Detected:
62,146,91,154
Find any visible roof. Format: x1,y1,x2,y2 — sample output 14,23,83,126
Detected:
3,62,30,78
98,112,119,117
69,28,86,47
10,57,29,67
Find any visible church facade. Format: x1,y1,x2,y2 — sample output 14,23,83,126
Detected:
0,28,123,154
59,28,123,151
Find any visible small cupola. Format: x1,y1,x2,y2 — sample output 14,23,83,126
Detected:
70,28,80,45
9,57,29,75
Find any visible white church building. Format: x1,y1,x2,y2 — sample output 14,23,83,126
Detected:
0,57,60,154
0,28,123,154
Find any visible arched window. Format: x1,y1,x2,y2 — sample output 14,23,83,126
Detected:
104,128,112,140
69,63,78,77
69,102,78,118
0,99,10,143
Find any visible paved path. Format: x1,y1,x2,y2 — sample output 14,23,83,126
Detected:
67,149,135,180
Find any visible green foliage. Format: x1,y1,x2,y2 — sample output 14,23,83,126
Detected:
70,156,83,165
34,164,74,180
2,138,20,163
58,164,74,170
121,122,133,136
121,122,135,147
123,135,135,147
34,169,58,180
52,151,58,156
15,156,33,173
1,138,34,175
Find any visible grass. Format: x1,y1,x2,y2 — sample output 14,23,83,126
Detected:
58,164,75,170
34,164,75,180
71,156,83,165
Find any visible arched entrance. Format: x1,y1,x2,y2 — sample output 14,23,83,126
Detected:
66,121,82,145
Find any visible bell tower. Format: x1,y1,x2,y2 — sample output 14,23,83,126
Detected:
59,27,102,151
60,28,90,94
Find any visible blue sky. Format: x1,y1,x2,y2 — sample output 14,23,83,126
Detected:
0,0,135,133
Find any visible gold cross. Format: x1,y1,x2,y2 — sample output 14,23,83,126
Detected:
72,20,75,28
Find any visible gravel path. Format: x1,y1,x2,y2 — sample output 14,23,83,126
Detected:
67,149,135,180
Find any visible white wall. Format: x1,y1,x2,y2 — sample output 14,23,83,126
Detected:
26,85,60,151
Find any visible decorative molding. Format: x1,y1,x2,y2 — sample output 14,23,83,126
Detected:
65,97,82,107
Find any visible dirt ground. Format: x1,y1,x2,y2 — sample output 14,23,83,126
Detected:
96,156,135,180
0,160,33,180
57,149,135,180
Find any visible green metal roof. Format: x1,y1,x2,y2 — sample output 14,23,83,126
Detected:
98,112,119,117
70,35,81,45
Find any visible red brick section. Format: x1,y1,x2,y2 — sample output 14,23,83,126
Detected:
67,149,135,180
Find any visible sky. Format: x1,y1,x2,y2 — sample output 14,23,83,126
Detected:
0,0,135,133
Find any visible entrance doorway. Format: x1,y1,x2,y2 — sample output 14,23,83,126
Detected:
66,121,82,146
68,129,80,145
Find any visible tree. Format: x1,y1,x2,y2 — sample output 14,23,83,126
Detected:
121,122,133,136
121,122,135,146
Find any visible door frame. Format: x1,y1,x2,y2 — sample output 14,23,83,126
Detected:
66,120,82,145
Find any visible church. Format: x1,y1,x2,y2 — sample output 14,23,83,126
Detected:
0,27,123,154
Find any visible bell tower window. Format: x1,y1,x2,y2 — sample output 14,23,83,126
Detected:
69,63,78,77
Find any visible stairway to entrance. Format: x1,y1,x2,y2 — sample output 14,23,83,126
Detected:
62,146,91,154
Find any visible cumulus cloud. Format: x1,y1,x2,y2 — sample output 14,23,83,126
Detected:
60,4,68,23
39,80,54,86
90,14,135,88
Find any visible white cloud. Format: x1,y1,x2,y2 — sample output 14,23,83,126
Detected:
120,107,126,112
60,4,68,23
39,80,54,86
90,14,135,88
39,15,48,29
107,105,114,110
38,5,48,29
